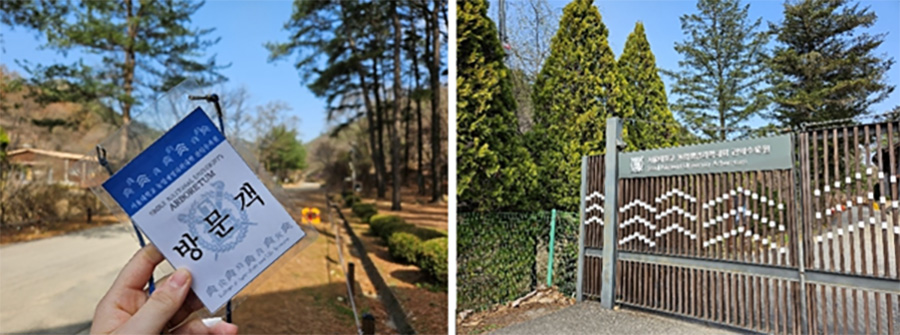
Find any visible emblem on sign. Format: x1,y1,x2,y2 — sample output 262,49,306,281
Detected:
177,181,258,260
631,156,644,174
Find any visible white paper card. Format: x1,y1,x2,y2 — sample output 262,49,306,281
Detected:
103,108,306,312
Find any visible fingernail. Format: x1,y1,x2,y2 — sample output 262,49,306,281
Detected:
214,322,238,335
168,268,190,288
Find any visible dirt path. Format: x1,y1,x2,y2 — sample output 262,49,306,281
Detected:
232,187,393,334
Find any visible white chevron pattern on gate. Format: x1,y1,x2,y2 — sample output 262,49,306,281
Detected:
618,232,656,247
653,223,697,240
654,205,697,222
654,188,697,203
619,216,655,230
585,203,605,213
583,191,605,225
586,191,605,201
619,199,657,213
615,187,790,249
585,215,604,225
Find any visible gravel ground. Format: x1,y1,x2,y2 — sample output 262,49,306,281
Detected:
490,302,739,335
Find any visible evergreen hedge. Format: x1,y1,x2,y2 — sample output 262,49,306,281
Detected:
351,203,378,223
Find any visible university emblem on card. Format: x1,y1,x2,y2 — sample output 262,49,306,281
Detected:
630,156,644,174
177,181,257,259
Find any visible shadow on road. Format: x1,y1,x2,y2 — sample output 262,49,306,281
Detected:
6,320,92,335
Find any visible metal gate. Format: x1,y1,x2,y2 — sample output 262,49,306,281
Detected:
577,118,900,334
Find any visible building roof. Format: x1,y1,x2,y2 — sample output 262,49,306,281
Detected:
7,148,98,162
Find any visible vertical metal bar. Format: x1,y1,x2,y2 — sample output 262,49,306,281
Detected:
600,117,622,309
891,121,900,281
577,156,588,302
865,125,878,278
877,123,889,280
546,208,557,287
863,126,874,335
600,157,606,247
875,292,882,335
795,132,811,335
855,125,866,277
763,276,770,333
887,122,897,335
701,173,709,261
839,126,851,335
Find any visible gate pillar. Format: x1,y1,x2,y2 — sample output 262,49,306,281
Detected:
600,117,623,308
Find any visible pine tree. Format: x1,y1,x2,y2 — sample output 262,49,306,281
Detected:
10,0,226,127
618,22,681,150
268,1,389,198
666,0,769,140
457,0,537,212
529,0,628,211
768,0,895,128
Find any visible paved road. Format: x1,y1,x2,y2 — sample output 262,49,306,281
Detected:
0,223,173,334
491,302,736,335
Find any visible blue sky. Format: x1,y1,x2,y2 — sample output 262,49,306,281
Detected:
1,1,326,142
493,0,900,128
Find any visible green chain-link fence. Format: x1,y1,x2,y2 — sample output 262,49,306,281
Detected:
457,211,579,311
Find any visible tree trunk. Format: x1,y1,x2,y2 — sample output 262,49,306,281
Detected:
418,6,426,196
372,57,387,199
404,76,412,176
390,0,403,211
120,0,138,159
429,0,441,202
340,4,380,200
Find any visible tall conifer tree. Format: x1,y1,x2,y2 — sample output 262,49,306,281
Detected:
666,0,769,140
768,0,895,128
529,0,628,211
618,22,681,150
457,0,536,212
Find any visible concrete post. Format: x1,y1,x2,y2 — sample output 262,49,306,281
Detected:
600,117,623,309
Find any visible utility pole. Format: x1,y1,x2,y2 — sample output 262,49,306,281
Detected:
498,0,507,50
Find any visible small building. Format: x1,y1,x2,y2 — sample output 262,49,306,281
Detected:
5,148,100,188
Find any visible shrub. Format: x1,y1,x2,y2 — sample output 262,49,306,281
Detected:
351,203,377,222
418,237,448,284
387,232,422,264
396,225,447,241
369,214,406,237
342,193,361,207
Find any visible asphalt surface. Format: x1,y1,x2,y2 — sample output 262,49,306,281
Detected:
0,223,173,334
491,302,737,335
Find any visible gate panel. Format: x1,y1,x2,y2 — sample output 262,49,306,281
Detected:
614,259,802,334
616,170,796,266
578,118,900,334
613,169,800,333
583,155,605,249
799,122,900,334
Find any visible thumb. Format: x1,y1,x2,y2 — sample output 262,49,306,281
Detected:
118,268,193,334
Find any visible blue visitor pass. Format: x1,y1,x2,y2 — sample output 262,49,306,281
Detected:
103,107,306,311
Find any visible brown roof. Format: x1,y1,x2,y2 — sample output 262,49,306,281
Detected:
7,148,98,162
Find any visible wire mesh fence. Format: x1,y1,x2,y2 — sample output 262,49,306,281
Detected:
457,210,579,311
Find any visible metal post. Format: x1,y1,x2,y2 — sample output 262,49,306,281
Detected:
794,132,809,334
576,156,588,302
546,209,558,287
600,117,623,309
361,313,376,335
348,262,356,297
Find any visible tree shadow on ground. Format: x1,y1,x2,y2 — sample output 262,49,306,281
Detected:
233,281,392,335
